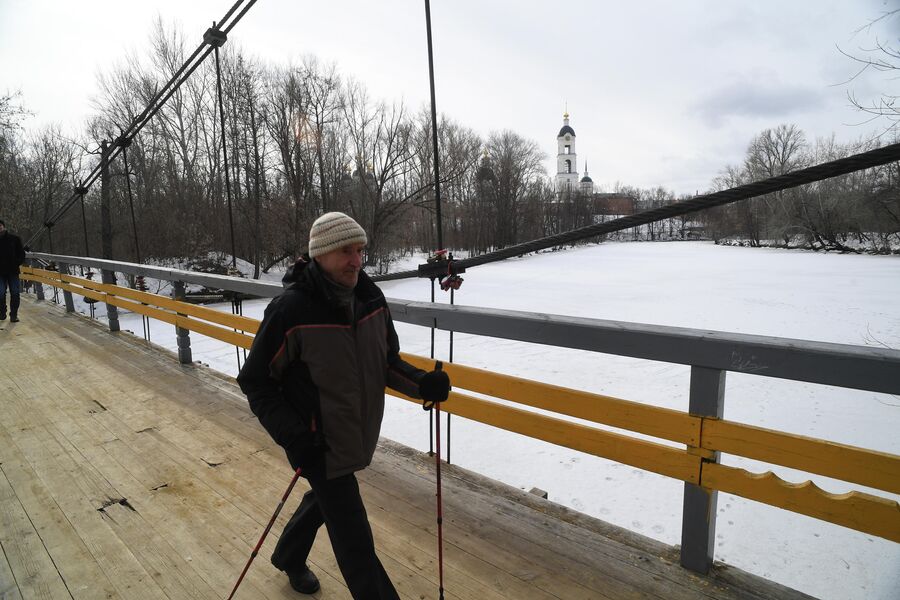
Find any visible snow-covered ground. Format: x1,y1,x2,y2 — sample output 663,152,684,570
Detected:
51,242,900,600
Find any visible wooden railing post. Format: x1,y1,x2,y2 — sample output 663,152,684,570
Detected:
172,280,192,364
680,366,726,574
59,262,75,313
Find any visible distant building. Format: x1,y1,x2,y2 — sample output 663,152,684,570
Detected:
553,112,634,216
591,193,635,216
555,112,582,192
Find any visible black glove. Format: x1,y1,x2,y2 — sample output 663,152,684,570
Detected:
284,430,327,471
419,363,451,408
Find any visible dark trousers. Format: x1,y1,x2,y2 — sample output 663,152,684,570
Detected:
272,472,399,600
0,274,20,318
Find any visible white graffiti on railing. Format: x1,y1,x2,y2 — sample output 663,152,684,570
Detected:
730,350,769,373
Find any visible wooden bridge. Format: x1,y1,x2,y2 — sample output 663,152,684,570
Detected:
0,297,818,599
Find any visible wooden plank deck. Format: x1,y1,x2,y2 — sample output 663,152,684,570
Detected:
0,297,814,600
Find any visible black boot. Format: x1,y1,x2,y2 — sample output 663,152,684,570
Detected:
287,567,320,594
9,294,19,322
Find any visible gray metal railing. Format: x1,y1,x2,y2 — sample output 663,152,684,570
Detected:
25,252,900,574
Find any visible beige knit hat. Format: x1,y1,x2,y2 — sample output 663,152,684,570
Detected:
308,212,368,258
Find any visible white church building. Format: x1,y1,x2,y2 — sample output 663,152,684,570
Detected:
555,112,593,196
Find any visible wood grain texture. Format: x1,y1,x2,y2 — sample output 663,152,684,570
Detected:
392,388,701,483
401,352,701,445
702,462,900,542
702,418,900,495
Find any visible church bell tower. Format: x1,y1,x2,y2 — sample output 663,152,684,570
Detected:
556,112,579,192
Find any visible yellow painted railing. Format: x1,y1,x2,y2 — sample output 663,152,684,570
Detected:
21,266,900,543
395,354,900,543
24,266,256,348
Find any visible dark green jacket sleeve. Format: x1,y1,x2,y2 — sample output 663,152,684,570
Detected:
385,307,426,398
237,297,310,452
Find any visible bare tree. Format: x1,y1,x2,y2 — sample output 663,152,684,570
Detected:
486,130,545,248
839,9,900,135
227,52,270,276
28,127,80,230
343,80,418,268
264,66,318,257
407,108,482,252
743,123,809,245
301,57,343,213
0,91,29,138
0,92,31,233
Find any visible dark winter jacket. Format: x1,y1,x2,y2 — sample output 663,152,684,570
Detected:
0,231,25,276
237,257,425,479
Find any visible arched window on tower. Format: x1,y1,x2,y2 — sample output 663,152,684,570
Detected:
565,159,572,174
564,144,571,154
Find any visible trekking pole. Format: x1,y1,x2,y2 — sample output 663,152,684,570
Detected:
432,361,446,600
227,467,302,600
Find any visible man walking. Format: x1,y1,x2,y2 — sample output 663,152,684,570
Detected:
0,219,26,323
237,212,450,598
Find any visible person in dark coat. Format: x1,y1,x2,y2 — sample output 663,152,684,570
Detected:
0,219,26,323
237,212,450,598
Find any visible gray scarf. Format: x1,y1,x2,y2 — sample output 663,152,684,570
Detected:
315,264,357,322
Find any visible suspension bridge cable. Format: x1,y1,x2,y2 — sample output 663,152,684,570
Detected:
26,0,257,249
217,0,248,29
79,193,90,257
213,28,238,269
424,0,443,251
222,0,258,34
372,141,900,282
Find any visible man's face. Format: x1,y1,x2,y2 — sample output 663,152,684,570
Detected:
316,242,365,288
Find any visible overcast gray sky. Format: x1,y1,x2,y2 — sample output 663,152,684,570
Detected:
1,0,897,195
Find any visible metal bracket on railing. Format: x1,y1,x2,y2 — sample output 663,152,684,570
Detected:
83,270,98,320
45,261,60,304
134,275,150,342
